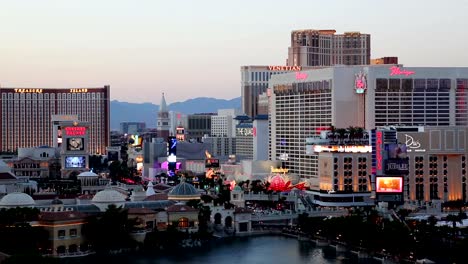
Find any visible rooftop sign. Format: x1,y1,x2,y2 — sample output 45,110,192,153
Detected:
268,66,302,71
295,72,308,80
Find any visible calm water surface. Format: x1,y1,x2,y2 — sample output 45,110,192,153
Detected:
71,236,379,264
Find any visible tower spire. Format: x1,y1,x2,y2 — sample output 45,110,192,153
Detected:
159,92,168,112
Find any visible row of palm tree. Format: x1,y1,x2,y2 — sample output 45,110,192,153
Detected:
326,125,368,145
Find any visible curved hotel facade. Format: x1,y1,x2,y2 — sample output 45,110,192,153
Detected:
0,86,110,154
268,65,468,203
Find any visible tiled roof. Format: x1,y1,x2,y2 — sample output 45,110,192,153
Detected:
144,193,168,201
166,204,198,213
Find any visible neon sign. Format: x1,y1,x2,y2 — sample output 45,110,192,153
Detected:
268,66,302,71
354,71,367,94
376,131,383,171
389,66,415,76
313,145,372,153
271,166,289,173
295,72,308,80
14,89,43,93
70,89,88,93
65,126,87,136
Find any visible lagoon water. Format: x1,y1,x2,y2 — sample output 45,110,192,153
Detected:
69,236,383,264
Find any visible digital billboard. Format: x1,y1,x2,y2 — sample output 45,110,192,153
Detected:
387,144,407,159
65,156,86,168
67,138,84,151
57,126,63,147
130,135,143,147
168,136,177,156
376,177,403,193
205,158,220,168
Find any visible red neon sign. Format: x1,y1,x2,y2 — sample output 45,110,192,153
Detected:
295,72,308,80
389,66,415,76
376,131,383,171
65,127,87,136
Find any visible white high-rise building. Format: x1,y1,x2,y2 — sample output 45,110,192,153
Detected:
269,64,468,188
211,109,240,137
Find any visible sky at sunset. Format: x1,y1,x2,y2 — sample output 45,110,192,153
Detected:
0,0,467,104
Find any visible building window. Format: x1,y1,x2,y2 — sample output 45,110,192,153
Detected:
178,217,189,228
58,230,66,238
70,229,77,237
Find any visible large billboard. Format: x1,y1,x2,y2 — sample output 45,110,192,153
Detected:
65,156,86,168
387,144,407,159
205,158,220,168
376,176,403,193
67,138,84,151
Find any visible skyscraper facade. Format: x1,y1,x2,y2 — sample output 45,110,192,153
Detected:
0,86,110,154
241,65,316,118
287,29,371,67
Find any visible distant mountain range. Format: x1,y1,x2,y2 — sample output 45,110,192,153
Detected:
110,97,241,129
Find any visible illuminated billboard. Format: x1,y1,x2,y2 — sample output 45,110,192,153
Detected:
65,156,86,168
67,138,84,151
387,144,407,159
205,158,220,168
57,126,63,147
376,177,403,193
130,135,143,147
310,145,372,153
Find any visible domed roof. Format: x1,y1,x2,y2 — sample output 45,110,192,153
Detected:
78,171,98,177
0,192,35,207
233,186,243,192
92,189,126,203
0,160,12,173
168,182,200,201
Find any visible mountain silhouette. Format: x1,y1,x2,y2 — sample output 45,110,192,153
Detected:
110,97,241,129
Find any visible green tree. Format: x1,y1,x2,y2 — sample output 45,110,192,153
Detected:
0,208,48,255
82,205,137,252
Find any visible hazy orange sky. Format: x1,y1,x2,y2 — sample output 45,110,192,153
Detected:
1,0,467,104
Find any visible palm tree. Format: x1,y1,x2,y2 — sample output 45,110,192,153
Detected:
328,125,336,143
336,128,347,145
445,214,463,240
355,127,365,143
347,126,357,144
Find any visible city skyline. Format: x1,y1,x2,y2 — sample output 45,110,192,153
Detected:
0,0,467,104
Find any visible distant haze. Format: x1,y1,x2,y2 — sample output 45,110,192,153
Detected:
0,0,467,105
111,97,241,129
